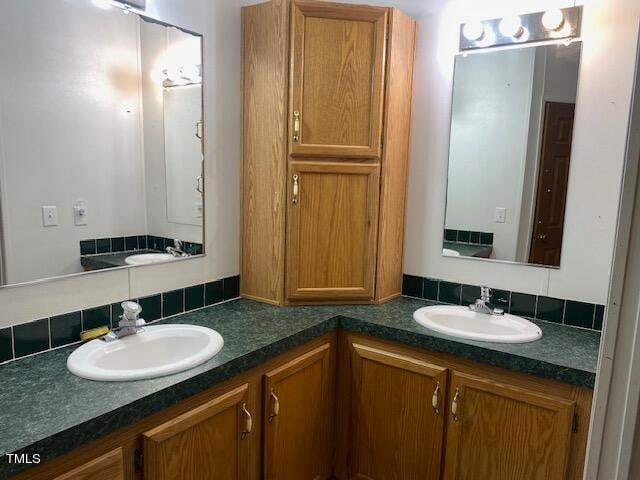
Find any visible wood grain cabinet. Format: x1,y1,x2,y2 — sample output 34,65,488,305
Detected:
241,0,418,305
442,372,576,480
263,343,335,480
289,2,388,158
52,448,124,480
335,335,592,480
142,384,253,480
286,162,380,301
347,342,447,480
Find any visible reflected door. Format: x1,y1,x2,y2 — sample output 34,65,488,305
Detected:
529,102,575,266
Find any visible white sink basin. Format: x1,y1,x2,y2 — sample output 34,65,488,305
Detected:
67,325,224,381
414,305,542,343
125,253,175,266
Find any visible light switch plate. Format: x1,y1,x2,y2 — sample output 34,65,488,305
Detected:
74,202,88,226
42,206,58,227
495,207,506,223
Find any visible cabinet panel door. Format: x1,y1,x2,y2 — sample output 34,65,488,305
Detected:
286,161,380,302
143,384,252,480
290,1,388,158
53,448,124,480
263,342,334,480
348,342,448,480
443,372,575,480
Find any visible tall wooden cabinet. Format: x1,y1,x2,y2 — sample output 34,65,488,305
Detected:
241,0,417,305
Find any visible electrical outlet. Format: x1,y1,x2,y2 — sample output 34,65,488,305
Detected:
495,207,506,223
42,206,58,227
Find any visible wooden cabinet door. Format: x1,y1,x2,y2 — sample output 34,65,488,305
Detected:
443,372,576,480
286,161,380,302
263,342,334,480
289,1,388,158
53,448,124,480
142,384,253,480
348,342,448,480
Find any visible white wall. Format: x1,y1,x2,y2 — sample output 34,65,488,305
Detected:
445,48,535,261
0,0,242,326
0,0,147,284
398,0,638,304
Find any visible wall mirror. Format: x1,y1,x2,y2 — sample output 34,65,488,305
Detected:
0,0,204,287
444,41,582,267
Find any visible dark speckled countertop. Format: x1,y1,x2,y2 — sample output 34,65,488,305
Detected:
0,297,600,478
443,241,493,258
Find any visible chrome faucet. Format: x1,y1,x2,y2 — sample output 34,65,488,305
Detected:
166,239,188,258
469,286,504,316
101,301,146,342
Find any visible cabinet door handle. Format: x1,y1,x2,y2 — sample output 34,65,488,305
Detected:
269,389,280,422
292,174,299,204
451,388,461,422
241,403,252,439
293,110,300,142
432,382,441,415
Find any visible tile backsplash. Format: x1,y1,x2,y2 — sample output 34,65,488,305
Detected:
402,274,605,331
80,235,203,257
444,229,494,246
0,275,240,364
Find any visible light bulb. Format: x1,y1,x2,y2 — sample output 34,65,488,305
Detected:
499,15,524,38
462,22,485,41
542,9,565,31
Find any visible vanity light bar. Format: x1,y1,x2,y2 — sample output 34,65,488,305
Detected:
459,6,582,51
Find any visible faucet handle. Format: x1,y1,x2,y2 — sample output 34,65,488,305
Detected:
121,301,142,321
480,286,491,301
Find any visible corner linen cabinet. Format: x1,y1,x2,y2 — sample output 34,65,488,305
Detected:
241,0,417,305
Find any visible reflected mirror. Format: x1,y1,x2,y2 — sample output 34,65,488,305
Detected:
0,0,204,287
444,42,581,267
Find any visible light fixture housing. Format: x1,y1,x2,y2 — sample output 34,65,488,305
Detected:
542,9,565,31
459,6,582,51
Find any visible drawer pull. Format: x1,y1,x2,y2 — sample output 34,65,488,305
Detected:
292,174,299,204
451,388,461,422
432,382,441,415
269,389,280,422
293,110,300,142
241,403,252,439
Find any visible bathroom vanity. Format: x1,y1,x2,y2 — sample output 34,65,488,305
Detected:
3,298,596,480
